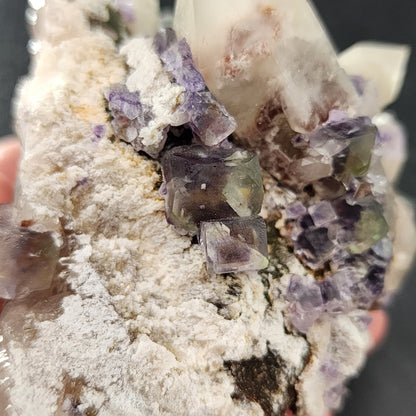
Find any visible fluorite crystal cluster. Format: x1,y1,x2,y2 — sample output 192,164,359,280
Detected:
105,28,237,157
1,1,415,416
105,28,268,274
162,145,268,273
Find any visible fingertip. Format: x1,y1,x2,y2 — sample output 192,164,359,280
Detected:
0,138,21,185
368,309,389,352
0,172,16,203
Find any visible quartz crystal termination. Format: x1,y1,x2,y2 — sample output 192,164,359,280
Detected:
174,0,358,137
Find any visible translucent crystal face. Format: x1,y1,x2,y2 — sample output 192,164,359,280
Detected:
105,29,237,157
199,216,269,274
162,145,264,236
0,206,59,300
174,0,358,136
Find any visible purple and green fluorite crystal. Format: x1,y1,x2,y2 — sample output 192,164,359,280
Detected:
161,144,264,236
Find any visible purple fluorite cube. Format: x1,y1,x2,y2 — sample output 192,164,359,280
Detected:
199,216,268,274
286,274,324,333
308,201,337,227
154,28,206,93
183,91,237,146
162,145,264,235
154,29,237,147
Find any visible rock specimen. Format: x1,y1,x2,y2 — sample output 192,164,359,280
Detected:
0,1,415,416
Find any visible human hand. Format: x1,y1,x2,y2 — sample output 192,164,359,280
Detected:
0,137,21,204
0,137,389,415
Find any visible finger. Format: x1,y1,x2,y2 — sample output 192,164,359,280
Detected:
0,138,21,203
368,309,389,352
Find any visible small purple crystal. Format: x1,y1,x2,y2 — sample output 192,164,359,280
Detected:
286,274,324,333
286,201,307,220
155,29,206,93
104,84,156,155
183,91,238,146
296,227,334,268
308,201,337,227
199,216,268,274
93,124,106,140
106,84,143,121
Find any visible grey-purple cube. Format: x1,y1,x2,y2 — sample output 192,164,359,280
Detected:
199,216,269,274
161,145,264,235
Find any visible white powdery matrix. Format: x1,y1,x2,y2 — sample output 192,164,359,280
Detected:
0,1,414,416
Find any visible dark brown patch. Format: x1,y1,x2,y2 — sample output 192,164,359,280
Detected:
225,350,296,416
20,219,35,227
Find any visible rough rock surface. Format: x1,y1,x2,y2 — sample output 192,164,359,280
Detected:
0,1,414,416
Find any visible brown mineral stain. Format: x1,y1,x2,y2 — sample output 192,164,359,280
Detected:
20,219,35,227
56,373,99,416
71,104,106,123
262,6,275,17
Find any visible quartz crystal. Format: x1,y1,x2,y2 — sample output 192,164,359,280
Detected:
161,144,264,236
199,216,268,274
339,42,411,114
174,0,358,137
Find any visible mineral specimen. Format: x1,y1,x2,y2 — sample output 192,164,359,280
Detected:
161,144,264,236
0,1,414,416
174,0,358,136
106,29,237,156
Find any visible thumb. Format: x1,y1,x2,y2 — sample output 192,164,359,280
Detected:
0,137,22,203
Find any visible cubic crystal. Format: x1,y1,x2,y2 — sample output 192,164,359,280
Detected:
199,216,268,274
161,145,263,235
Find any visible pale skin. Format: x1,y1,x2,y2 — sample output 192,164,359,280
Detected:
0,138,389,416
